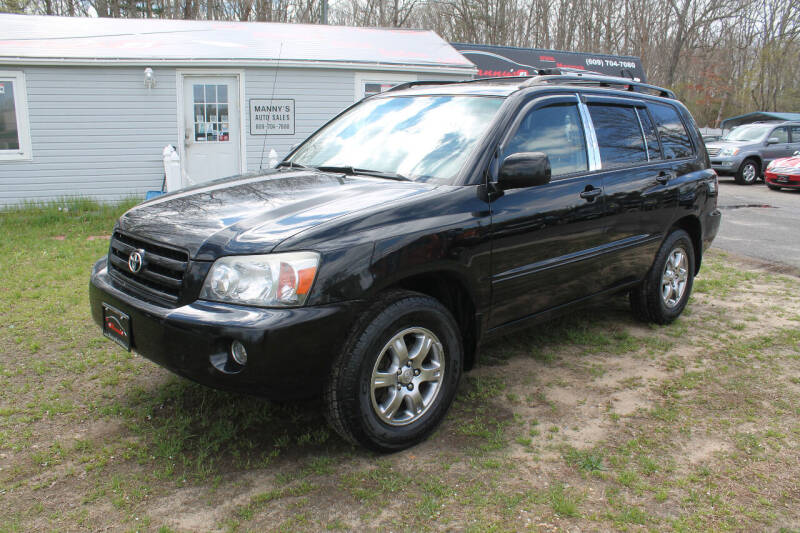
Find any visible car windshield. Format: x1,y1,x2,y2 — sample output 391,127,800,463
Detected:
287,95,505,184
723,125,771,142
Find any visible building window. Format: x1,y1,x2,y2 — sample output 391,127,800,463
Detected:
355,73,416,101
193,83,230,142
363,82,402,98
0,71,32,161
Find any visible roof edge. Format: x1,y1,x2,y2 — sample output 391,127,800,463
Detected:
0,57,477,74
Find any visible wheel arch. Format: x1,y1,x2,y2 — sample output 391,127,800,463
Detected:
671,215,703,273
386,271,480,371
742,154,763,171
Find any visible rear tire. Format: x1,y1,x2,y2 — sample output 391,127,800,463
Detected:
734,159,760,185
630,229,695,325
324,290,463,452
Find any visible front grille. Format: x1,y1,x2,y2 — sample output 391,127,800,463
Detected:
108,231,188,304
706,147,721,156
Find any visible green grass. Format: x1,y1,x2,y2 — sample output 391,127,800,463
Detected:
1,202,800,531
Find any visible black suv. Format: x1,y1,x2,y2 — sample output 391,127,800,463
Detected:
90,73,721,451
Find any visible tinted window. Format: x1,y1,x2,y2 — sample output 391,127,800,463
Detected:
791,126,800,143
588,104,647,168
637,108,661,160
650,103,694,159
771,127,789,143
504,103,588,177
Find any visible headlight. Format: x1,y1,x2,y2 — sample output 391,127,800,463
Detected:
200,252,320,307
719,147,739,157
766,160,775,170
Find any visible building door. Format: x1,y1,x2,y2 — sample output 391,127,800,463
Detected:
182,75,241,184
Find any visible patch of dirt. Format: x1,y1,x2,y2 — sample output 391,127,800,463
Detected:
4,250,800,531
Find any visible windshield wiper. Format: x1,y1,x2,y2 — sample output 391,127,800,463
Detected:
314,166,411,181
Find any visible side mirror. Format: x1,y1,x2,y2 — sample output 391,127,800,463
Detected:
766,137,780,145
498,152,551,190
794,150,800,156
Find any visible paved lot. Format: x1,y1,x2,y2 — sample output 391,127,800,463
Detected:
713,177,800,269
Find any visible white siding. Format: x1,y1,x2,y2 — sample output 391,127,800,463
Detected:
0,66,179,206
0,65,467,207
244,67,356,170
243,68,465,170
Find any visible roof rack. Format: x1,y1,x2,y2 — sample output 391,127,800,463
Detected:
385,77,528,93
523,73,675,99
385,69,675,99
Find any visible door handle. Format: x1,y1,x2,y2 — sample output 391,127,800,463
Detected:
579,187,602,200
656,171,674,184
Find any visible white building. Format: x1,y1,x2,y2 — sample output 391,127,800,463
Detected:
0,14,475,206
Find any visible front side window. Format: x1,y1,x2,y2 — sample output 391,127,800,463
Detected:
650,103,694,159
0,71,32,161
503,103,588,177
289,95,504,184
770,127,789,144
588,104,647,168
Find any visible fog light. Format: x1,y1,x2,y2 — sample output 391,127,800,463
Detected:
230,340,248,366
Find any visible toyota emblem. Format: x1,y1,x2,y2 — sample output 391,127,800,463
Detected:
128,249,145,273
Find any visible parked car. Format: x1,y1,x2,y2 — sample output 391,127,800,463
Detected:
90,73,721,451
765,150,800,190
705,121,800,185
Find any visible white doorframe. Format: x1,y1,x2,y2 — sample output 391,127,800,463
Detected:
176,69,247,180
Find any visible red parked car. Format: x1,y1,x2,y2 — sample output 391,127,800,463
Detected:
765,151,800,190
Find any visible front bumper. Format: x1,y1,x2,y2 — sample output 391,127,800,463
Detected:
710,156,742,175
765,171,800,188
89,258,363,398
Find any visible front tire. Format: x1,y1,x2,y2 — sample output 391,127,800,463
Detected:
735,159,760,185
767,184,781,191
630,229,695,324
324,290,463,452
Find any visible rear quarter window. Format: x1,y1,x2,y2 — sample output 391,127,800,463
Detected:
649,103,694,159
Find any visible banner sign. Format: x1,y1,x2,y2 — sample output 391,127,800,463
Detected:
451,43,646,82
249,99,295,135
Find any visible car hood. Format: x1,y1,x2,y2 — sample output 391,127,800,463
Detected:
768,156,800,170
117,170,436,260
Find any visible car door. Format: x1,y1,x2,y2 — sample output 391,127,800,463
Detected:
488,94,609,328
590,98,683,284
763,126,791,165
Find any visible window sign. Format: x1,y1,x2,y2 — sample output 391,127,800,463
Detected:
249,99,295,135
193,83,230,142
0,71,32,160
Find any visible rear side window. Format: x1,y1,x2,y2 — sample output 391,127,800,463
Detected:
637,108,661,160
649,103,694,159
504,103,588,177
791,126,800,142
588,104,647,168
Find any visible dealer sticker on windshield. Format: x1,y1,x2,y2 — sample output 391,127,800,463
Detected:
102,303,131,350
